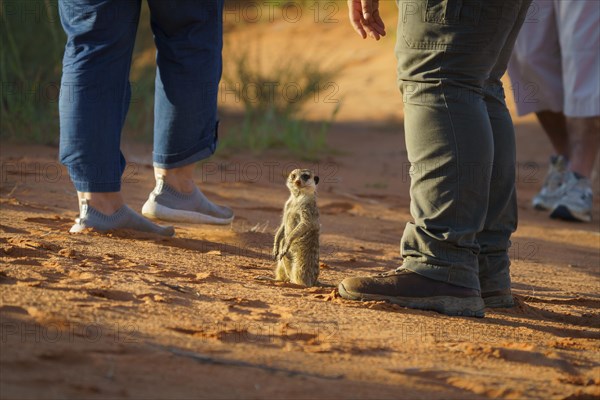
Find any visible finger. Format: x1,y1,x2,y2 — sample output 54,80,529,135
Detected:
349,3,367,38
353,18,368,38
364,26,380,40
360,16,381,40
371,11,386,35
352,21,367,39
361,0,374,23
361,0,384,40
370,20,385,36
368,29,381,40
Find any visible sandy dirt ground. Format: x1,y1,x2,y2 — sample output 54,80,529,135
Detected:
2,3,600,400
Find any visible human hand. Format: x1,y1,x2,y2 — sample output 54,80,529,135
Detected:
348,0,386,40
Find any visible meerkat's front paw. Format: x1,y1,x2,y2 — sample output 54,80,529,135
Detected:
278,248,289,260
273,241,284,260
272,247,279,260
277,241,289,260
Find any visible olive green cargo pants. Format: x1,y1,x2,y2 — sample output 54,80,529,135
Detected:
396,0,532,291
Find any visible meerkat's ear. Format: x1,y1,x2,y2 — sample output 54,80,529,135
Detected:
314,176,319,185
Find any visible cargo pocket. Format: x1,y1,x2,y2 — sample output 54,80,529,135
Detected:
400,0,493,52
425,0,479,25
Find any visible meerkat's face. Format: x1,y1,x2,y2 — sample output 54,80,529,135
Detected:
287,169,319,195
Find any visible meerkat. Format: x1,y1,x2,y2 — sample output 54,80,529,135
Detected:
272,169,320,287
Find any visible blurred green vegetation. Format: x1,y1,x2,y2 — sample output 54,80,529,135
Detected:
221,45,340,159
1,0,65,143
0,0,156,144
1,0,340,156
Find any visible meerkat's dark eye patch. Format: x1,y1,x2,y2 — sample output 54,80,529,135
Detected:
290,174,296,180
314,176,319,185
301,173,310,181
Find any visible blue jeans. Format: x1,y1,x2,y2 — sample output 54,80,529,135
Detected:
58,0,224,192
396,0,532,291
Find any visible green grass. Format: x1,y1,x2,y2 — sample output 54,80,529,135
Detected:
0,1,156,144
1,0,65,144
220,46,342,159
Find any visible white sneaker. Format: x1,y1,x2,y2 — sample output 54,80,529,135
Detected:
550,172,593,223
142,176,234,225
532,155,568,211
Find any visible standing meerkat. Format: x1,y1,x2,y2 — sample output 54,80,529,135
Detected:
272,169,320,287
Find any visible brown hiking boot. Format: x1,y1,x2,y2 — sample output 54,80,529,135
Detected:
482,288,514,308
338,269,485,317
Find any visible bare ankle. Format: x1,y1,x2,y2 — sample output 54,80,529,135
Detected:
78,192,124,215
567,117,600,177
155,165,196,194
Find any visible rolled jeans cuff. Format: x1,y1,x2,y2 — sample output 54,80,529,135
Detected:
71,180,121,193
68,167,122,193
152,122,218,169
401,260,481,291
65,160,125,193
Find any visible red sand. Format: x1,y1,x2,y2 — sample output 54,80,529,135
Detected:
1,5,599,399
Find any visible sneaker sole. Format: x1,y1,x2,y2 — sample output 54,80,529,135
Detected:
338,283,485,318
142,201,234,225
532,194,563,211
69,222,175,237
69,222,87,233
532,202,550,211
483,295,515,308
550,205,591,223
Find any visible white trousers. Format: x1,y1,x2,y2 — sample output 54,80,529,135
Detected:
508,0,600,117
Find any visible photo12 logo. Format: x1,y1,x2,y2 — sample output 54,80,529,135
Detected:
223,1,340,24
199,161,340,184
219,81,339,105
0,321,140,344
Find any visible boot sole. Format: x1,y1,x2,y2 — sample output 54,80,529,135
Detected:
483,295,515,308
142,201,234,225
338,283,485,318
